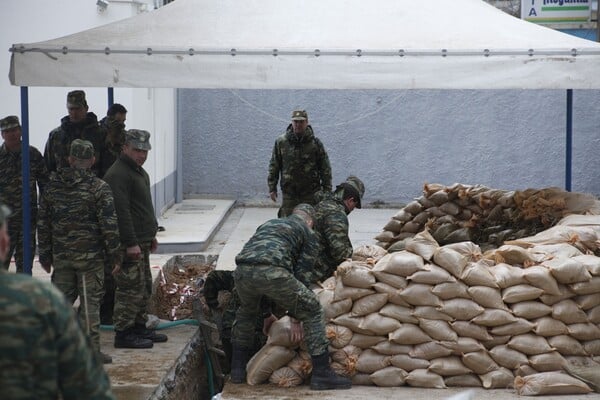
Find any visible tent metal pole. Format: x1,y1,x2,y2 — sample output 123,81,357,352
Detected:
108,87,114,107
20,86,32,275
565,89,573,192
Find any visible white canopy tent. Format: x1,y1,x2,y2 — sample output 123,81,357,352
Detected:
8,0,600,274
9,0,600,89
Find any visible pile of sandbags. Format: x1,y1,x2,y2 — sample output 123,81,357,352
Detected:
376,183,600,252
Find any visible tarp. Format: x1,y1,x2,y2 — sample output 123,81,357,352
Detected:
9,0,600,89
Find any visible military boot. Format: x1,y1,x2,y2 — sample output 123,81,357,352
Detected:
230,345,249,384
114,328,153,349
133,323,168,343
310,352,352,390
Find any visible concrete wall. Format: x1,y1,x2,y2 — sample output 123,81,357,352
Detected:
1,0,177,214
179,89,600,205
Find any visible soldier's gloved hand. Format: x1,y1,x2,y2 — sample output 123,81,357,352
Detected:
270,191,277,202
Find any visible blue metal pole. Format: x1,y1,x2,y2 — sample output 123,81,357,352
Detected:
565,89,573,192
20,86,32,275
108,87,114,108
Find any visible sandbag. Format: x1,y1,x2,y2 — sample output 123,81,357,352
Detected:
373,251,427,277
287,351,312,379
409,342,454,360
269,366,303,387
489,345,529,369
246,344,296,385
514,371,592,395
405,369,447,388
390,354,431,371
404,229,439,261
326,323,353,348
461,350,499,375
370,366,407,387
355,349,391,374
480,367,514,389
431,281,470,300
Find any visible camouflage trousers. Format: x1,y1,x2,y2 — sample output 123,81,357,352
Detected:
278,193,317,218
2,218,36,273
51,259,104,351
113,243,152,332
232,264,328,356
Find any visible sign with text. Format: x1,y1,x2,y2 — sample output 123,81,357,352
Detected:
521,0,591,24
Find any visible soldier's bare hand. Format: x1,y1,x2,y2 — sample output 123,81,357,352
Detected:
289,317,304,343
262,314,277,336
270,191,277,202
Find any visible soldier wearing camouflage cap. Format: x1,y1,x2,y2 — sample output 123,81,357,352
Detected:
230,203,351,390
103,128,165,349
44,90,109,177
38,138,121,364
0,114,48,273
268,109,332,218
0,202,116,399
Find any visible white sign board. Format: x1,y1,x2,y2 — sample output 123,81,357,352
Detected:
521,0,591,24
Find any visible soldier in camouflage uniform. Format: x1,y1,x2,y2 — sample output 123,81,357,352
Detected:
230,204,351,390
44,90,109,178
38,139,121,364
268,109,332,217
104,129,167,349
312,175,365,282
0,203,116,399
0,115,48,272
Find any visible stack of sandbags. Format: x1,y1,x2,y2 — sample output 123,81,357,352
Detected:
376,183,599,252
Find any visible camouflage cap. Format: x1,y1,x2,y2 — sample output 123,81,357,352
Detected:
125,129,152,150
292,203,316,221
338,175,365,208
67,90,87,108
0,115,20,131
291,110,308,121
70,139,95,160
0,204,12,225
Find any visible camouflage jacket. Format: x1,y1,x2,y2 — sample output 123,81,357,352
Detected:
0,270,115,400
44,113,107,177
103,154,158,247
99,116,125,175
0,143,48,217
37,168,121,265
267,125,332,197
235,214,319,287
312,190,353,282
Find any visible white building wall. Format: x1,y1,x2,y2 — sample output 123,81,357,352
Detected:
1,0,177,213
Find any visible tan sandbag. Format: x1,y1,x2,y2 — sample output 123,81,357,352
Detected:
480,367,514,389
576,293,600,310
326,324,353,348
351,372,373,386
330,344,361,376
269,366,303,387
350,293,388,317
391,354,431,371
398,283,441,307
431,281,471,300
444,374,482,387
472,309,517,327
570,276,600,295
370,366,407,387
564,359,600,392
320,275,336,290
510,301,552,319
419,318,458,342
333,314,370,335
588,305,600,324
523,265,562,296
502,284,544,303
531,243,583,259
371,341,412,356
404,200,424,215
349,333,386,348
404,229,439,261
551,299,589,324
287,351,312,379
443,241,483,262
383,218,404,233
507,334,554,355
439,201,460,216
582,340,600,355
489,344,529,369
428,356,471,376
514,364,538,377
482,335,512,350
438,298,484,320
387,239,409,253
573,254,600,276
467,286,509,310
360,313,402,336
246,344,296,385
401,221,423,234
371,270,408,289
389,324,433,345
371,282,409,306
450,321,493,341
490,263,526,289
323,297,353,321
405,368,447,388
407,263,456,285
433,247,469,278
266,316,297,347
568,323,600,341
393,209,413,222
338,261,376,289
514,371,592,395
490,244,543,265
372,251,427,277
543,258,592,286
528,351,567,372
427,190,449,206
490,318,536,336
548,335,588,356
356,349,391,374
379,303,418,324
462,350,499,375
352,244,388,263
409,342,454,360
333,275,374,302
461,260,499,288
413,305,453,321
440,337,486,355
374,230,395,243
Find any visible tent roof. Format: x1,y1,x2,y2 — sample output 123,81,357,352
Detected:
9,0,600,89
